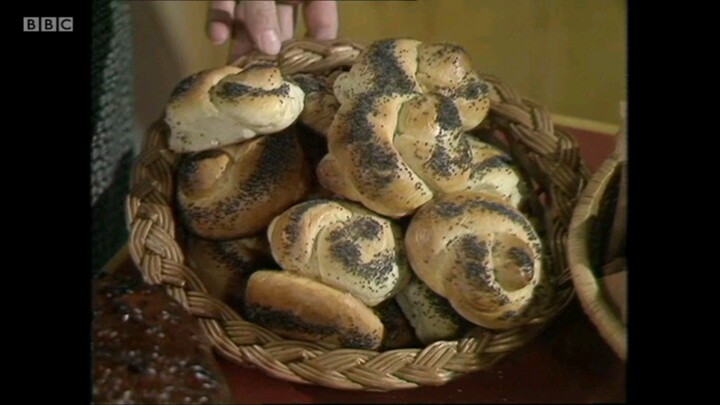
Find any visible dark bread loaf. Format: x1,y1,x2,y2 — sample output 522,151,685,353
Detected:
92,268,233,404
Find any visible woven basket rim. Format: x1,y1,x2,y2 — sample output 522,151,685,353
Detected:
566,154,627,361
126,38,590,391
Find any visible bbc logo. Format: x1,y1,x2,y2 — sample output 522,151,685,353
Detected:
24,17,73,32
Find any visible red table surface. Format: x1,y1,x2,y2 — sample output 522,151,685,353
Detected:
216,127,625,404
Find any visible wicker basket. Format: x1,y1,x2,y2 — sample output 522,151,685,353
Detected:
567,153,627,361
126,39,590,391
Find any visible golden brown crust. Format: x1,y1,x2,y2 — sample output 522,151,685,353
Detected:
185,235,270,310
395,276,465,345
291,73,340,137
373,299,416,350
177,127,312,240
318,39,495,218
267,200,410,307
464,137,529,208
405,191,546,330
244,271,384,349
166,62,305,153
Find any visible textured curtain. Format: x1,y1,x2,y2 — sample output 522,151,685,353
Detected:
91,0,135,272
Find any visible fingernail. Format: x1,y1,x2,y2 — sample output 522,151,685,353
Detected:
208,22,229,45
259,29,281,55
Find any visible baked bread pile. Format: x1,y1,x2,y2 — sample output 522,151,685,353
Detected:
165,39,549,351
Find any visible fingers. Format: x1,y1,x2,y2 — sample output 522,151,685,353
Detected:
224,0,337,61
303,0,338,40
243,0,282,55
276,3,298,42
206,0,236,44
228,2,255,63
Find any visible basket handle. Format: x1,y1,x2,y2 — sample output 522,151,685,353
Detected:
230,38,366,75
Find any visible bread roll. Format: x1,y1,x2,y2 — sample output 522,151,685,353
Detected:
185,235,270,310
176,127,312,240
405,191,546,330
267,200,410,307
333,39,490,131
291,73,339,137
373,299,416,349
318,39,493,217
395,276,464,345
464,137,529,208
165,61,304,153
244,270,384,349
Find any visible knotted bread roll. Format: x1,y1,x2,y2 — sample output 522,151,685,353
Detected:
267,199,410,307
333,39,490,131
395,276,465,344
245,271,384,349
166,61,304,153
464,137,529,208
177,127,312,240
318,39,496,217
291,73,340,137
373,300,416,349
405,191,546,330
185,235,270,310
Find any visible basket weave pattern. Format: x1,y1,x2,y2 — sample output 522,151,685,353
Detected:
126,40,589,391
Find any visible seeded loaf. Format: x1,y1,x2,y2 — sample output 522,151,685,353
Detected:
92,269,233,404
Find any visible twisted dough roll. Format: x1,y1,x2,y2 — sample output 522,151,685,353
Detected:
291,73,340,137
333,39,490,131
176,127,312,240
464,137,529,208
405,191,546,330
373,300,416,349
245,270,384,349
395,276,465,345
318,39,497,217
267,199,410,307
185,235,270,310
165,61,304,153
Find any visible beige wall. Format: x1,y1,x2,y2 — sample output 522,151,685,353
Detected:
132,0,626,131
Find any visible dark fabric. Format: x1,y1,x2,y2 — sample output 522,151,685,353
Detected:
91,0,135,272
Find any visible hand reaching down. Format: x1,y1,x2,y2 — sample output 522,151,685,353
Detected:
207,0,338,61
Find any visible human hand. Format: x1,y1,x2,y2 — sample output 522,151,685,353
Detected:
207,0,338,62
